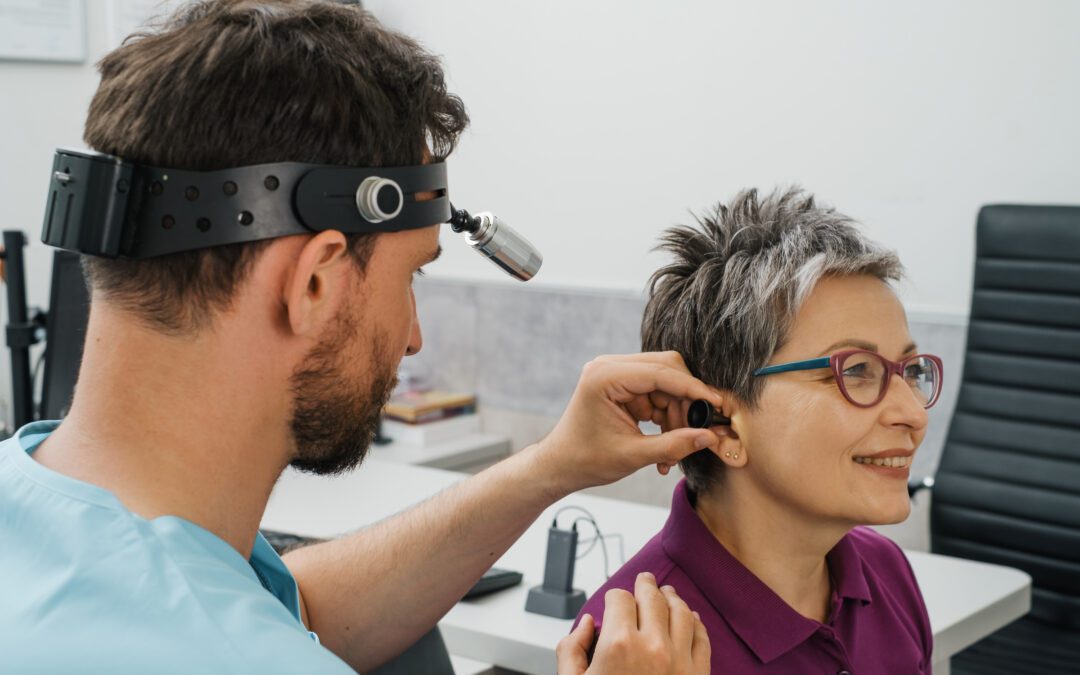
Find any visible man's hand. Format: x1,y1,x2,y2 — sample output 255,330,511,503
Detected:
556,572,710,675
530,352,725,495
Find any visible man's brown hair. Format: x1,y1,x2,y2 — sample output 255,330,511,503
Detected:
83,0,468,333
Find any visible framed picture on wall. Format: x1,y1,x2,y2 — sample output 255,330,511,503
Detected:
0,0,86,64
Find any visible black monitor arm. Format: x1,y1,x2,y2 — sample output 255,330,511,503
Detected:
1,231,48,432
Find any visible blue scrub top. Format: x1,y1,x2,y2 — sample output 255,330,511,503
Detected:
0,421,355,674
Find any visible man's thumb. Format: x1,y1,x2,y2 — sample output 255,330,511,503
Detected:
636,427,719,464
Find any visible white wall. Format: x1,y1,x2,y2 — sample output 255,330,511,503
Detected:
0,5,113,425
0,0,1077,421
1,7,109,312
3,1,1078,313
368,0,1080,316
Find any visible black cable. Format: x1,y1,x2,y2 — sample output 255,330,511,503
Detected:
552,505,599,530
585,532,625,568
576,531,600,559
551,505,626,580
572,517,610,579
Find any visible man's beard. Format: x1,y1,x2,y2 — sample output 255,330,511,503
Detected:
287,305,398,476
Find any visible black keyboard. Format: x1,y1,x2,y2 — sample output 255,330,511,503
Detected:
463,567,523,600
260,529,324,555
260,530,522,601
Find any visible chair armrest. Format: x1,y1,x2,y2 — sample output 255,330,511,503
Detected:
908,475,935,499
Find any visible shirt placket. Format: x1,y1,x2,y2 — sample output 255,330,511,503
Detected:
815,625,855,675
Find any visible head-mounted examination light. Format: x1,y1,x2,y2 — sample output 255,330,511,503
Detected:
40,148,542,280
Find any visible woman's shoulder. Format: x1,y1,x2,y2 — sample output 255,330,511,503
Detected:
573,532,680,630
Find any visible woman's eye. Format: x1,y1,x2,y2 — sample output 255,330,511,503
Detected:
904,363,927,380
413,267,427,278
843,363,870,378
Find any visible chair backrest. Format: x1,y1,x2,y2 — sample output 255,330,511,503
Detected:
367,626,455,675
931,204,1080,629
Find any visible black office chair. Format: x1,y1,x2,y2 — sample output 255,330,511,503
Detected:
261,529,457,673
367,627,455,675
913,205,1080,674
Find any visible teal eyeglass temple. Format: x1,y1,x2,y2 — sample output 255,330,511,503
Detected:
753,357,831,376
686,350,943,428
686,361,831,428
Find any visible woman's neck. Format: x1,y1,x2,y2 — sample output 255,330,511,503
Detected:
693,482,850,623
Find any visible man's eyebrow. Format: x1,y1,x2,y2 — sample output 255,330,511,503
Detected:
818,339,918,356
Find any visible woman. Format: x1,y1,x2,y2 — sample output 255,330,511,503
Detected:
574,187,940,673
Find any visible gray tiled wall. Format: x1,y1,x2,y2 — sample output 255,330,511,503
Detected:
410,277,968,551
412,277,967,472
409,281,644,418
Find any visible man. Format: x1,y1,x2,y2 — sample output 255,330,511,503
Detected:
0,2,717,673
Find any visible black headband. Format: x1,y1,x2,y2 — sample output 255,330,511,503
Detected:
42,148,450,259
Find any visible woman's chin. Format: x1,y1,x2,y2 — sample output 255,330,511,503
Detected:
856,499,912,526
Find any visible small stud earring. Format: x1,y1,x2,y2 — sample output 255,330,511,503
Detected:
733,453,740,460
724,452,731,458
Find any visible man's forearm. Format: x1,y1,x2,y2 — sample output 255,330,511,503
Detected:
282,352,725,672
282,444,565,672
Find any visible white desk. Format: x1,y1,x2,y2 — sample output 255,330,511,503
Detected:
263,460,1031,675
370,432,510,472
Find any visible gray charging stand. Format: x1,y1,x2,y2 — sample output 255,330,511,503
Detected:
525,585,587,619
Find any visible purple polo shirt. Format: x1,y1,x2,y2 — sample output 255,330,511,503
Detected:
575,480,932,674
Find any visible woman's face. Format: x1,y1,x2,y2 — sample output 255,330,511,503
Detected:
733,274,929,527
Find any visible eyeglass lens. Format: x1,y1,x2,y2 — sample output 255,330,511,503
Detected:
838,352,939,408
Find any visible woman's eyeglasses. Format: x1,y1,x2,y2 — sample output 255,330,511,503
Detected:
754,349,944,409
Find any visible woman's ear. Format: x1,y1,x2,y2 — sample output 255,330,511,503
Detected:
707,398,747,468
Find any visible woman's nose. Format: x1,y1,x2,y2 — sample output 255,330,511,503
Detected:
880,373,930,430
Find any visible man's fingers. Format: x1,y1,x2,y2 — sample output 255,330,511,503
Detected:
555,614,594,675
593,361,724,410
664,399,680,433
635,393,693,430
630,427,720,466
691,611,711,672
663,397,691,433
634,572,669,635
648,390,672,411
625,396,657,424
592,351,689,373
660,585,696,651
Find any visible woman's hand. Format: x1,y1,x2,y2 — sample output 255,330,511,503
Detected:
555,572,711,675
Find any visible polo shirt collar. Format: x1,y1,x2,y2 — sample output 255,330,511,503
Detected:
660,479,872,664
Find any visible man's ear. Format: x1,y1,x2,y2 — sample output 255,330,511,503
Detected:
706,397,748,468
282,230,351,336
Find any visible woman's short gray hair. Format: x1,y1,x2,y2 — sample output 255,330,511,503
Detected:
641,187,904,495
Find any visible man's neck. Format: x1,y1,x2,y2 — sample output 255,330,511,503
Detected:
694,479,849,623
32,303,294,559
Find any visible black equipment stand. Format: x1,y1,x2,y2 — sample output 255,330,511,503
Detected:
2,230,46,430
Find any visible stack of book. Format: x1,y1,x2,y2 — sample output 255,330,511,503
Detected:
382,390,479,446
